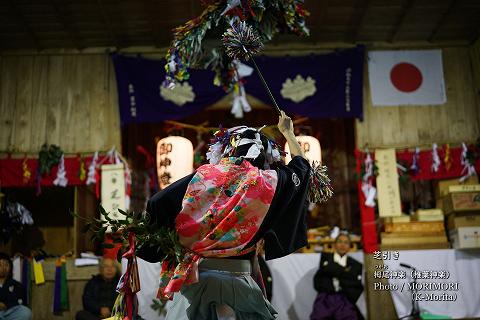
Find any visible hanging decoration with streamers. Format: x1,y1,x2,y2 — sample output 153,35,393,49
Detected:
22,157,31,184
53,257,69,314
444,144,452,171
1,148,132,195
111,233,140,320
164,0,309,91
36,144,64,194
78,155,87,182
230,61,253,118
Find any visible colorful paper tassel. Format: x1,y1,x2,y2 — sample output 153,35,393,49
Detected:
308,162,334,203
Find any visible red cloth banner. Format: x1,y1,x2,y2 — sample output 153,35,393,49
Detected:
0,155,94,187
355,149,379,254
395,147,480,180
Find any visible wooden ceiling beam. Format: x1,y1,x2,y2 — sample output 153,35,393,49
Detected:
96,0,125,49
469,23,480,44
349,0,370,43
142,0,168,48
427,0,457,42
50,0,84,50
8,1,43,50
293,0,328,46
389,0,416,42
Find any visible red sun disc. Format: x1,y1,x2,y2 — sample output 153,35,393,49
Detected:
390,62,423,93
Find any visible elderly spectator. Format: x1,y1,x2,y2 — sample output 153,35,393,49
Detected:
75,258,120,320
0,252,31,320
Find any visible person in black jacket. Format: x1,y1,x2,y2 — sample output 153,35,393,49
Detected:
75,258,120,320
135,112,321,319
0,253,31,320
310,233,364,320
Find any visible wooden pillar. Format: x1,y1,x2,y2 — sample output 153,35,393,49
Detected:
364,254,398,320
74,186,99,256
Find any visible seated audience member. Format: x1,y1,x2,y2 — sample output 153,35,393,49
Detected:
0,253,31,320
310,233,364,320
76,258,120,320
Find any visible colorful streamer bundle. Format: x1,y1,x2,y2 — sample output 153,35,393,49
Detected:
308,162,334,203
164,0,310,90
53,257,69,313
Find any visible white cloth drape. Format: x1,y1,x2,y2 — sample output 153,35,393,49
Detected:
266,253,366,320
126,253,367,320
385,249,480,319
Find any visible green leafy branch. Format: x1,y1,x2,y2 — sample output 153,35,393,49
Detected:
71,206,186,265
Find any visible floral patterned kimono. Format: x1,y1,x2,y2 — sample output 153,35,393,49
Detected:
137,155,311,319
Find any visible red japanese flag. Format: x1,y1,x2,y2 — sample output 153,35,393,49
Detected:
368,50,446,106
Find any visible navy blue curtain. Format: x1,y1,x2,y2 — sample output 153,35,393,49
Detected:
112,54,225,125
112,46,364,125
245,46,364,119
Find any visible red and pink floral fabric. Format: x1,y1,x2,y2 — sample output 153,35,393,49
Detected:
158,157,278,299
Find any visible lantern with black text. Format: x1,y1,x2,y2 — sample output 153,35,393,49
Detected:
284,135,322,165
157,136,194,189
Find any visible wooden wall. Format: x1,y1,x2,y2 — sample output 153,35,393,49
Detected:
2,46,478,154
0,54,120,154
356,47,480,149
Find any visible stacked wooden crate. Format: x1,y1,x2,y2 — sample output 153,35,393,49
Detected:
381,210,449,250
436,177,480,249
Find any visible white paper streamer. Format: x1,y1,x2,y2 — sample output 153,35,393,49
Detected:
53,154,68,187
206,142,224,165
231,85,252,119
459,142,477,182
431,143,440,172
236,62,254,78
86,151,98,185
362,152,376,207
364,185,377,207
410,147,420,174
124,164,132,211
